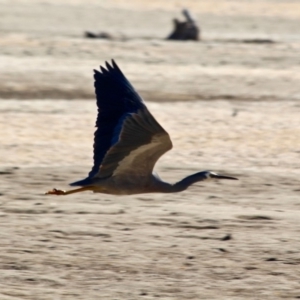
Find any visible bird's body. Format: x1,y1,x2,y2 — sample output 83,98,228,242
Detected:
77,173,171,195
46,60,237,196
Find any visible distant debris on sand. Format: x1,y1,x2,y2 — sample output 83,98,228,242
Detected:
84,9,200,41
239,38,275,44
84,31,113,39
167,9,200,41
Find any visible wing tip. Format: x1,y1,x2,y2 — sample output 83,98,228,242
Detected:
94,59,126,84
111,59,118,69
105,60,114,72
96,59,118,74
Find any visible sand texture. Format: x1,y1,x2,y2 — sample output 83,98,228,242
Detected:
0,1,300,299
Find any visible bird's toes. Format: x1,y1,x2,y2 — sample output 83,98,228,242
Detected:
45,188,66,195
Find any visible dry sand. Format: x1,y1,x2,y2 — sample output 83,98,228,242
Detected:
0,1,300,299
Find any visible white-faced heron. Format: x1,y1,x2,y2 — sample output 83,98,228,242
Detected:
45,60,237,196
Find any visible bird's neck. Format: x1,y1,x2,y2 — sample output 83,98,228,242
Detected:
152,171,209,193
172,172,209,192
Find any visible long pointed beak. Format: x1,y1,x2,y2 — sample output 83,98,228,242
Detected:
210,173,238,180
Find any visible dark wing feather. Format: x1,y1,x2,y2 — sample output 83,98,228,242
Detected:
93,108,172,179
89,60,146,178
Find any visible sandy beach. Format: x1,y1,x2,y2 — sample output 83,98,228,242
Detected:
0,1,300,299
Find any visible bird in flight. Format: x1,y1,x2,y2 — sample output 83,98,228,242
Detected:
45,60,237,196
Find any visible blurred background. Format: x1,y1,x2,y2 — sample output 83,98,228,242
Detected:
1,0,300,101
0,1,300,299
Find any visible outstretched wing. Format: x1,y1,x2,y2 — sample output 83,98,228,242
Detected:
88,60,146,179
70,60,172,187
94,107,172,179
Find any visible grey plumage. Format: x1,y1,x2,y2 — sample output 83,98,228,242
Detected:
45,60,237,197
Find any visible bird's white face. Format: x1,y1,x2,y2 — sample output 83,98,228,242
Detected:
206,171,222,180
209,172,218,177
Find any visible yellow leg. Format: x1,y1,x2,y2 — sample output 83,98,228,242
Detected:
45,186,92,196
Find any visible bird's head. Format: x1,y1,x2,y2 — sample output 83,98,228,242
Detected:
207,171,238,181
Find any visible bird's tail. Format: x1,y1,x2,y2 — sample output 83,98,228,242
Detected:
69,177,93,186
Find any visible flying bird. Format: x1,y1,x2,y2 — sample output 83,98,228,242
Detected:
45,60,237,196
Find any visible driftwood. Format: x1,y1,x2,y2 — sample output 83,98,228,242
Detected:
167,9,200,41
84,9,200,41
84,31,113,39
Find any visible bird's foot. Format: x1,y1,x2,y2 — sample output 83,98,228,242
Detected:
45,188,66,195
